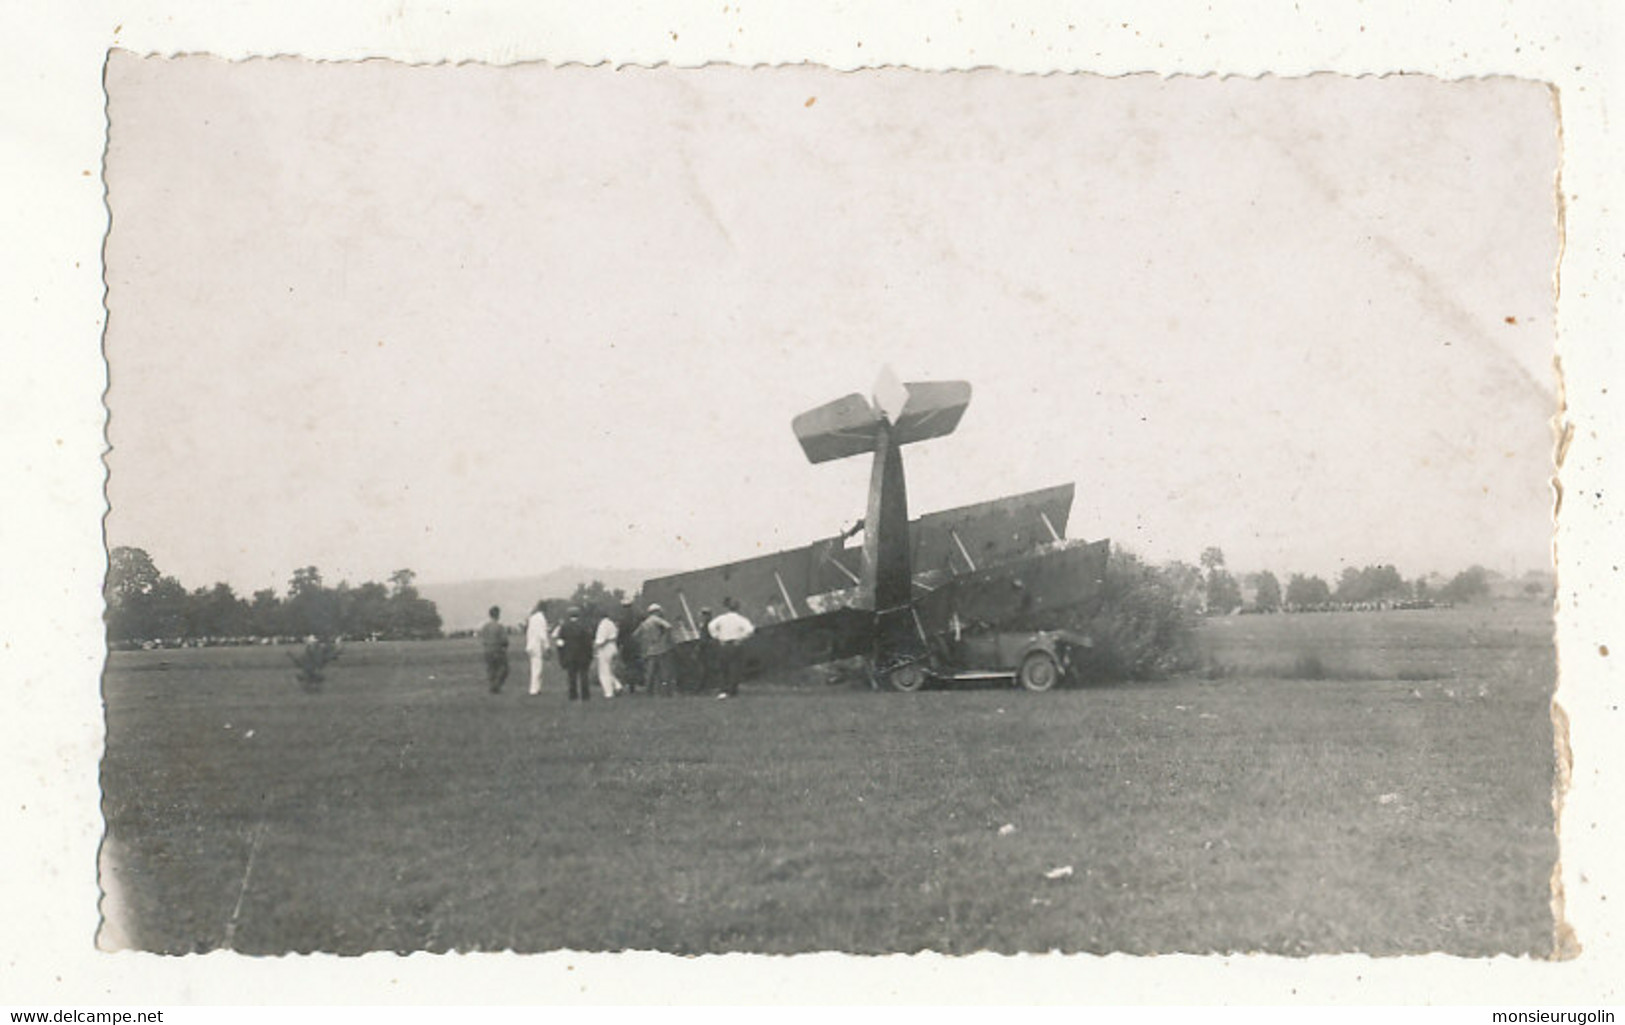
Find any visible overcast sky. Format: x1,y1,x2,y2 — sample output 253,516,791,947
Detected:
103,57,1559,595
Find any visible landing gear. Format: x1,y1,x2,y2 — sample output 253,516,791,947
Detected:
886,662,929,693
868,655,930,692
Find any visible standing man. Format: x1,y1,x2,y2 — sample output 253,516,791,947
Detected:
524,600,551,697
632,603,677,697
479,605,510,694
616,597,643,695
593,607,624,698
708,597,755,698
555,606,595,702
694,606,719,695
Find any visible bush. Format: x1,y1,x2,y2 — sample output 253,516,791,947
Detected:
1069,549,1199,682
1291,652,1327,680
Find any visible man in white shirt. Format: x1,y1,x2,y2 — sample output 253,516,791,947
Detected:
524,600,551,696
593,609,625,698
707,597,755,697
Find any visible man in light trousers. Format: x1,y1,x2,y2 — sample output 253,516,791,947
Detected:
525,600,551,696
593,608,625,698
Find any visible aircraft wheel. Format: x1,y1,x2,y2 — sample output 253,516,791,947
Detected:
1018,651,1061,692
887,663,929,693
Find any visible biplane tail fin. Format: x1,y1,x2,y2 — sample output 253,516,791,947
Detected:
791,369,971,465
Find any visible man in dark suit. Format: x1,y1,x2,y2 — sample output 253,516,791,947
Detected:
616,598,643,694
555,606,596,702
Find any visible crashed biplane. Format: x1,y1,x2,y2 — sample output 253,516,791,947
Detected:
640,368,1110,691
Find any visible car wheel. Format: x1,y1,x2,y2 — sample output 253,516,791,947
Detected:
888,663,928,692
1018,651,1060,692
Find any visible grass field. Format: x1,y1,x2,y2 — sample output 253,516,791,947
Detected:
99,603,1558,956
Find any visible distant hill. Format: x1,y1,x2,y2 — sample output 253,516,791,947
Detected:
418,566,676,632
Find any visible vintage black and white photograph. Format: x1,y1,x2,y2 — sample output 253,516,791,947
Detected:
98,55,1562,958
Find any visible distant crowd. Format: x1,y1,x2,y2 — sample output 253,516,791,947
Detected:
1273,598,1454,614
477,599,756,701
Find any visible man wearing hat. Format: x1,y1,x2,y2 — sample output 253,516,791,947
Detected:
616,597,643,694
694,606,719,694
555,606,596,702
632,603,677,697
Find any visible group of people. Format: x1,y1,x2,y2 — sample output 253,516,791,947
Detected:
477,597,756,701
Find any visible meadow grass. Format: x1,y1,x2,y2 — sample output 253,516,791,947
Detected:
100,604,1557,955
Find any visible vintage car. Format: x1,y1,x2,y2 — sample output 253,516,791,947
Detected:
882,626,1095,693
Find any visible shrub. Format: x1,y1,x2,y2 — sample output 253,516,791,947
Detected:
1069,549,1200,682
1291,652,1327,680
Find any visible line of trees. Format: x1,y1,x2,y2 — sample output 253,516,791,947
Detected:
1072,546,1524,681
104,546,442,646
1004,541,1523,683
1183,548,1500,616
453,579,633,639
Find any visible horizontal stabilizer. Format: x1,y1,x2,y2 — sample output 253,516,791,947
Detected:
792,379,972,464
892,380,972,446
791,393,882,465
